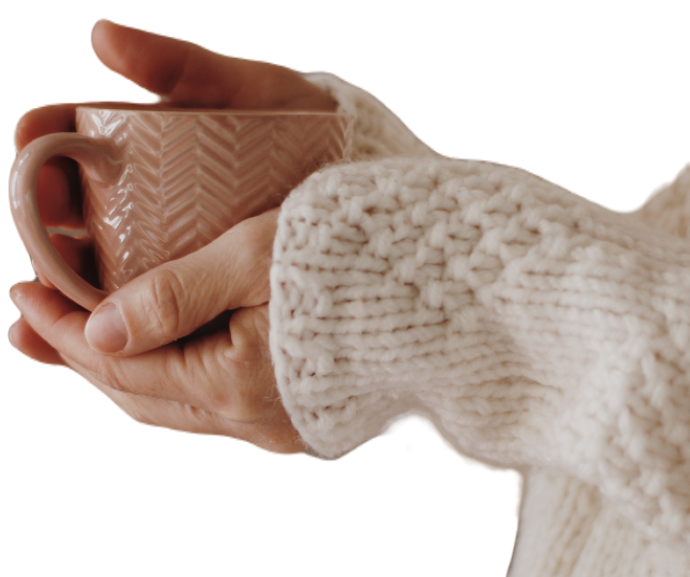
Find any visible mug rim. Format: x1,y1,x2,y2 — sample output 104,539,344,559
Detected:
76,104,348,116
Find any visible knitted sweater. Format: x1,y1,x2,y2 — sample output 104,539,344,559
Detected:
269,73,690,576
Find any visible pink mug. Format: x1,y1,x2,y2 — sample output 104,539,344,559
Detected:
10,106,353,310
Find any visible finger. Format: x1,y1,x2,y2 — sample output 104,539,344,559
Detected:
11,281,238,409
66,353,301,452
11,281,300,451
91,20,335,111
59,354,232,438
8,317,67,365
84,209,277,356
12,100,144,154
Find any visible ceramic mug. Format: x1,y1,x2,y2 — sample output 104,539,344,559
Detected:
10,107,353,311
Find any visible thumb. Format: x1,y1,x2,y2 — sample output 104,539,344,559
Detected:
84,209,278,355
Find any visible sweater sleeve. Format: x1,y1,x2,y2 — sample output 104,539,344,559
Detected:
269,71,690,550
303,73,437,160
632,163,690,238
269,155,690,548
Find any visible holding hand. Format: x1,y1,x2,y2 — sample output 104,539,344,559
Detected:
8,21,335,453
10,210,305,453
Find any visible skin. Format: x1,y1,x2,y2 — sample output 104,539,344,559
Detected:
9,20,338,454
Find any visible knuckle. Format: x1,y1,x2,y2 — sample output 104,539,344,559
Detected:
94,356,131,394
245,265,271,304
144,267,188,338
232,385,266,422
202,386,233,415
231,219,274,305
204,373,261,420
235,374,278,422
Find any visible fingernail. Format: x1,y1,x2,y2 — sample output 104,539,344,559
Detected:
9,285,21,306
85,304,128,353
8,322,19,348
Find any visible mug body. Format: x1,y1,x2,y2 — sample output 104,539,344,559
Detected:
76,107,353,291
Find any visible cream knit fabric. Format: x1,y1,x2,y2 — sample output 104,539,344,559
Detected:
270,74,690,575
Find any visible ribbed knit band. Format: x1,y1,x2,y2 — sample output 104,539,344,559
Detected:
270,155,690,549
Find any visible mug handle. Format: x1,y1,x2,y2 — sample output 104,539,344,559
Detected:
10,133,122,311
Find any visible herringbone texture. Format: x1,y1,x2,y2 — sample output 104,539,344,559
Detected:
77,108,353,291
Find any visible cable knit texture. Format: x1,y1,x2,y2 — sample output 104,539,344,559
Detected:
270,73,690,575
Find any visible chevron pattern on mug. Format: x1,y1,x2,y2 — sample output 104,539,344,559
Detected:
76,107,353,292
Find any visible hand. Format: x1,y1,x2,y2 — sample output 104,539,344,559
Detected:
10,209,305,453
9,21,335,451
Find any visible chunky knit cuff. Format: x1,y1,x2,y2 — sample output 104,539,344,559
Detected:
303,72,437,160
270,156,690,547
